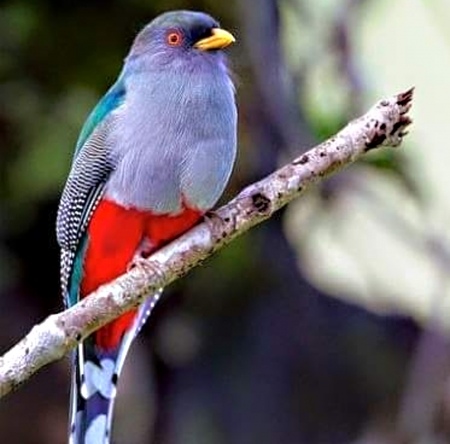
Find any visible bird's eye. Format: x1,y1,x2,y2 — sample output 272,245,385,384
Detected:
166,30,183,46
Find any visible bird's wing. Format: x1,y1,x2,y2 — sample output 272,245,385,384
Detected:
73,73,126,159
57,75,126,306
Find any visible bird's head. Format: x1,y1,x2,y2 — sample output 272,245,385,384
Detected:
126,10,235,70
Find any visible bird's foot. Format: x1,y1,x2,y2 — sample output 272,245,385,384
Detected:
203,210,225,231
127,255,166,294
127,254,147,272
127,254,162,277
203,209,236,243
127,237,156,272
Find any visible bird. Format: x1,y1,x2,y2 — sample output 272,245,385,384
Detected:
56,10,237,444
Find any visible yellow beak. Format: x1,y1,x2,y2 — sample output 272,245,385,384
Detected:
194,28,236,51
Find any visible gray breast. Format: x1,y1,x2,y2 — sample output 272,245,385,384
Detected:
105,61,237,214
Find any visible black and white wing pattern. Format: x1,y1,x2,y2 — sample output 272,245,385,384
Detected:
57,115,118,304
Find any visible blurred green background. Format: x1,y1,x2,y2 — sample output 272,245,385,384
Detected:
1,0,450,443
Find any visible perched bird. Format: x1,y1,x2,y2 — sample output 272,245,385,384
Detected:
56,10,237,444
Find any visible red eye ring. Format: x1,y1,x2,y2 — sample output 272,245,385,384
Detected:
167,30,182,46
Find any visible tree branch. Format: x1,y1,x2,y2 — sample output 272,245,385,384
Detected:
0,88,414,399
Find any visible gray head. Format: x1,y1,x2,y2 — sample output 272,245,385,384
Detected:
125,10,235,71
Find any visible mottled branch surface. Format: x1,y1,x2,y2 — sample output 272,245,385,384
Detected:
0,89,414,398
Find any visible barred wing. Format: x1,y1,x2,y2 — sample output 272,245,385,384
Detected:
57,116,117,304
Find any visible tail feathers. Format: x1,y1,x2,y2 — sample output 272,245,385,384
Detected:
114,288,162,375
69,344,118,444
69,290,162,444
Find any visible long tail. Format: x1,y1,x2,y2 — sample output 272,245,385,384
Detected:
69,291,162,444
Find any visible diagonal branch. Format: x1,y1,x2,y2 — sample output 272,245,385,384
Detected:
0,88,414,399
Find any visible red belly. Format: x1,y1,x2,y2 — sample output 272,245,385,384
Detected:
81,198,202,350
